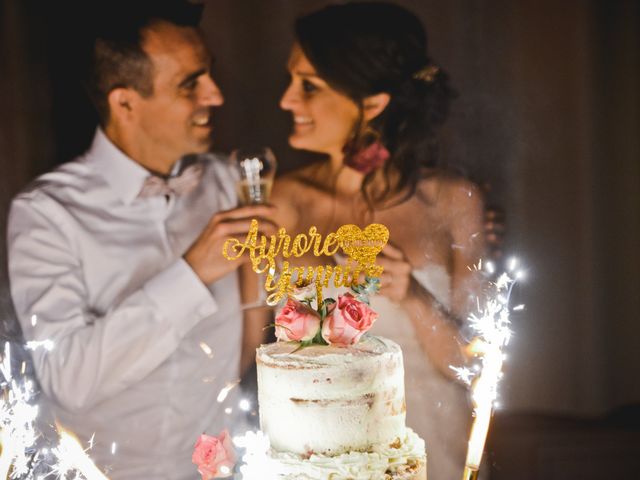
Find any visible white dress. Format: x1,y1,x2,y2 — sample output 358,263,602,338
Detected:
368,265,470,480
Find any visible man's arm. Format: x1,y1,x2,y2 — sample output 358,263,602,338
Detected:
8,197,218,412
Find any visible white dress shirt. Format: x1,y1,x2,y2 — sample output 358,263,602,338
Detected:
8,129,244,479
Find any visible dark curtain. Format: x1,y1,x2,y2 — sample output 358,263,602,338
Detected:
1,0,638,415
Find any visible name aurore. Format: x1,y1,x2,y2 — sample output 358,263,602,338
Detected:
222,219,383,304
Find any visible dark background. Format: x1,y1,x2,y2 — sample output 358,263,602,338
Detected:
1,0,639,477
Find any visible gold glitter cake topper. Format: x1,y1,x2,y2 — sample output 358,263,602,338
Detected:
222,219,390,305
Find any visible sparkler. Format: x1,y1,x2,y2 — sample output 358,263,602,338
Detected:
454,258,524,480
51,428,109,480
0,341,108,479
0,341,42,479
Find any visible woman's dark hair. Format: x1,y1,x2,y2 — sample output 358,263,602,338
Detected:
295,2,456,205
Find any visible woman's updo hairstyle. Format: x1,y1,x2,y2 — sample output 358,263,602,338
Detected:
295,2,456,205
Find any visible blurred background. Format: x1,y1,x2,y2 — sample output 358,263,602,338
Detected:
1,0,639,477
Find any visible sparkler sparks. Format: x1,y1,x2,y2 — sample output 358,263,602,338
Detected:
1,342,42,479
216,380,241,403
454,258,525,480
449,366,475,386
199,342,214,359
233,430,277,480
51,429,109,479
238,399,251,412
24,340,54,352
1,341,108,479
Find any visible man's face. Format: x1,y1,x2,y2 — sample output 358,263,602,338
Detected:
132,21,223,173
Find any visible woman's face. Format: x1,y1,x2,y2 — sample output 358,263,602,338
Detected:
280,44,360,158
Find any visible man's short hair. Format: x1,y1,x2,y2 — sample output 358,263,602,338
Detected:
84,1,203,125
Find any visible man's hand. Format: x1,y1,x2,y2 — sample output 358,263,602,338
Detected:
184,205,277,285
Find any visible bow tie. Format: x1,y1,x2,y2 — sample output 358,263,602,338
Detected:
137,162,204,198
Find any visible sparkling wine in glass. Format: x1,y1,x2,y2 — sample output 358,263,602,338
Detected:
230,147,278,310
231,147,277,205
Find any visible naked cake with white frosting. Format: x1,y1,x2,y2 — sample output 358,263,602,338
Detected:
256,335,427,479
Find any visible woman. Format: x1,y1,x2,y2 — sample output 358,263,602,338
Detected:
270,3,485,479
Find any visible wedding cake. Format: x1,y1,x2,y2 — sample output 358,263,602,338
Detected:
256,335,427,480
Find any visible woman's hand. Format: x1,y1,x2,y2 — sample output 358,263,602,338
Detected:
377,243,413,302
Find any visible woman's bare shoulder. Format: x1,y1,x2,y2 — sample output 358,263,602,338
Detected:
271,164,327,229
272,168,308,201
273,163,331,200
416,169,483,208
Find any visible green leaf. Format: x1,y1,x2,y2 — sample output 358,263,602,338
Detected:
349,276,381,304
312,328,328,345
318,298,336,320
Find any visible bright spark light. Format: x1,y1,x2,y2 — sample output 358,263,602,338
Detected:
239,399,251,412
25,340,54,351
1,341,109,479
485,261,495,275
449,366,474,386
52,429,109,479
199,342,214,359
217,380,240,403
453,260,524,478
233,430,277,480
1,342,41,478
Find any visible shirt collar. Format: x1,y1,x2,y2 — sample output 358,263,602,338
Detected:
85,128,156,205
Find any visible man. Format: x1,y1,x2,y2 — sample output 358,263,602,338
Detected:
7,3,273,478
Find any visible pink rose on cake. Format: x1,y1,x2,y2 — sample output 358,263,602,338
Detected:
275,298,321,342
322,293,378,346
192,430,236,479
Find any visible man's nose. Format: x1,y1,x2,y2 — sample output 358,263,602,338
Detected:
200,74,224,106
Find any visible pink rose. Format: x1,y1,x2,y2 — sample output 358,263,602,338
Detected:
192,430,236,479
275,298,321,342
322,293,378,346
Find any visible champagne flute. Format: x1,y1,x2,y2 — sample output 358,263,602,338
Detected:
230,147,278,309
231,147,277,206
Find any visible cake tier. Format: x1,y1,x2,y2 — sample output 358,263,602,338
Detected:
268,428,427,480
256,336,406,456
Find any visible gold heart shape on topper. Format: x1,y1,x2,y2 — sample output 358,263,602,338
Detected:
336,224,389,267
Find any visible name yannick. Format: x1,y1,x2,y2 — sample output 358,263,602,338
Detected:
222,219,385,304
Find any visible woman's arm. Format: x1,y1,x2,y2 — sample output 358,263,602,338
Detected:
379,178,485,380
239,262,272,376
447,180,486,320
380,243,468,379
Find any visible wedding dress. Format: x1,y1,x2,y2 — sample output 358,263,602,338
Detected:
368,264,470,480
316,257,470,480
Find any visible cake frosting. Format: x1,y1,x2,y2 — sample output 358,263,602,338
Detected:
269,428,425,480
256,335,426,479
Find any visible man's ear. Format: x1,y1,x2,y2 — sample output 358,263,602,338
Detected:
107,87,139,123
362,92,391,121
